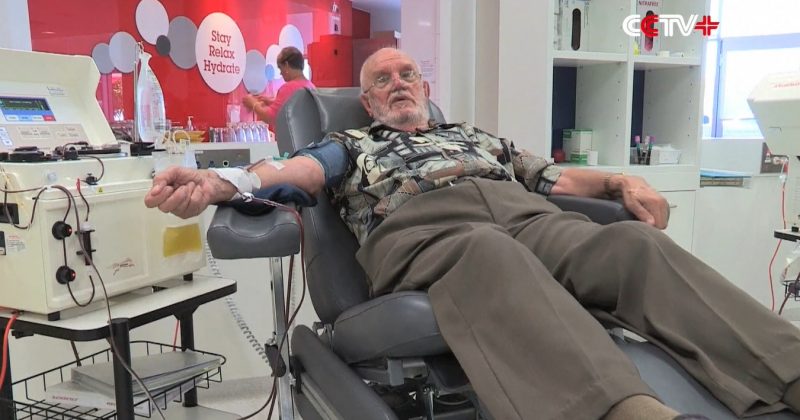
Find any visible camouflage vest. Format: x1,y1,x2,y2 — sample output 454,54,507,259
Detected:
328,122,518,245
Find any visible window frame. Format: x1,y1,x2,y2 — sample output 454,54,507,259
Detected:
707,32,800,138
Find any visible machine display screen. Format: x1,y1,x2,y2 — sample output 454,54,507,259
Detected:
0,97,56,122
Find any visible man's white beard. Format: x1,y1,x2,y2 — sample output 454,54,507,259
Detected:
382,107,429,128
370,92,430,128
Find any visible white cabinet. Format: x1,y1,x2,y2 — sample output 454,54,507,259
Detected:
661,190,696,252
485,0,707,171
478,0,708,250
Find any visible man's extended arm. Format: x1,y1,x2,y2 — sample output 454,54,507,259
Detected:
551,168,669,229
144,156,325,219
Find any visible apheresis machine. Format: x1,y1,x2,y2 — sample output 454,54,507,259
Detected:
0,49,204,320
749,71,800,230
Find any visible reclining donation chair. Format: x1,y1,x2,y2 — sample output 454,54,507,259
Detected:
207,87,799,420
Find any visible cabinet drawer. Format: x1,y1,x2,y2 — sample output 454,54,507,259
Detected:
660,190,696,252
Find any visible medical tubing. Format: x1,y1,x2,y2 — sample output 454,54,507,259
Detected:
238,198,307,420
57,187,96,308
203,244,270,364
48,184,167,420
76,179,90,221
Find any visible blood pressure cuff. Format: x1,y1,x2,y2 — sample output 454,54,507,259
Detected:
219,184,317,216
220,137,349,215
292,137,351,190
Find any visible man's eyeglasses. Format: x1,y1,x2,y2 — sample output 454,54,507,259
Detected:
363,70,421,93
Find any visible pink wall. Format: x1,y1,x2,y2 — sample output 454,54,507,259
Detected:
28,0,360,130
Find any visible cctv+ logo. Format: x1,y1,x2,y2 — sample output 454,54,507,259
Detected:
623,14,720,37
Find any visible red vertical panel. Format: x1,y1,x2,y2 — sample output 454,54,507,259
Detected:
352,8,371,39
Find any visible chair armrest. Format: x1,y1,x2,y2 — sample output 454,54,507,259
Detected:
207,206,301,259
547,195,635,225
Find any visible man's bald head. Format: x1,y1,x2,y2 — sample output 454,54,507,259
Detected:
358,48,430,132
359,48,421,92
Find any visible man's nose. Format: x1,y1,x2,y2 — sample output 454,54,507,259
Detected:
387,73,411,89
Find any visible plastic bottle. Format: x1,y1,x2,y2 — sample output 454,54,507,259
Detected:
135,52,167,147
186,116,194,131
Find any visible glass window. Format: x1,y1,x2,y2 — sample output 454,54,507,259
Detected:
719,47,800,138
702,40,718,138
720,0,800,38
703,0,800,139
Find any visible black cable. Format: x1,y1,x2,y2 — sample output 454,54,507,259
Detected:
778,272,800,315
66,275,96,308
2,183,47,230
70,341,83,367
55,188,94,308
80,155,105,181
77,180,90,221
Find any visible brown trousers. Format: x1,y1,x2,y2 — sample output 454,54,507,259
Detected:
356,178,800,420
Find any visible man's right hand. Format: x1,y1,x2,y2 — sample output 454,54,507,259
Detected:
144,167,237,219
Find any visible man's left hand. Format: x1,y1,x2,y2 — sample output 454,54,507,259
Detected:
614,175,669,229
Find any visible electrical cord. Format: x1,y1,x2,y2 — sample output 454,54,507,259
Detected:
79,155,105,182
172,320,180,349
0,311,20,393
1,181,47,230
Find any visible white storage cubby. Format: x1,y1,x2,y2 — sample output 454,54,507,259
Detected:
572,62,630,167
490,0,709,249
638,65,703,166
494,0,707,172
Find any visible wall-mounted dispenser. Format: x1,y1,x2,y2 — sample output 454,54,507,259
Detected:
556,0,590,52
636,0,662,55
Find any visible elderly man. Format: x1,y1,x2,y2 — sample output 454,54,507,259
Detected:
145,48,800,420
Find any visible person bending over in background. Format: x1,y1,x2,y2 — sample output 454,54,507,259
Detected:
242,46,316,125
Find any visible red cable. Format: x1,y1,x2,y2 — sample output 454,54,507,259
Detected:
172,320,180,349
0,312,20,393
769,174,789,312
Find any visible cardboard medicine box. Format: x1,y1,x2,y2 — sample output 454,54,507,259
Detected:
563,129,593,162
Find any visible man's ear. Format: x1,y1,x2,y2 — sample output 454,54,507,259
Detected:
423,80,431,98
360,93,373,117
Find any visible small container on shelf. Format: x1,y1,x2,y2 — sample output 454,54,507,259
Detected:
562,129,593,162
556,0,591,52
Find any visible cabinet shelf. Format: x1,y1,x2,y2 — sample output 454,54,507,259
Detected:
633,55,702,70
553,51,627,67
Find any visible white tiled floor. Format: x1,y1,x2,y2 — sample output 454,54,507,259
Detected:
195,376,280,419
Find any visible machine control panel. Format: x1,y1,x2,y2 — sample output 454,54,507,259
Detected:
0,96,56,122
0,124,89,151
